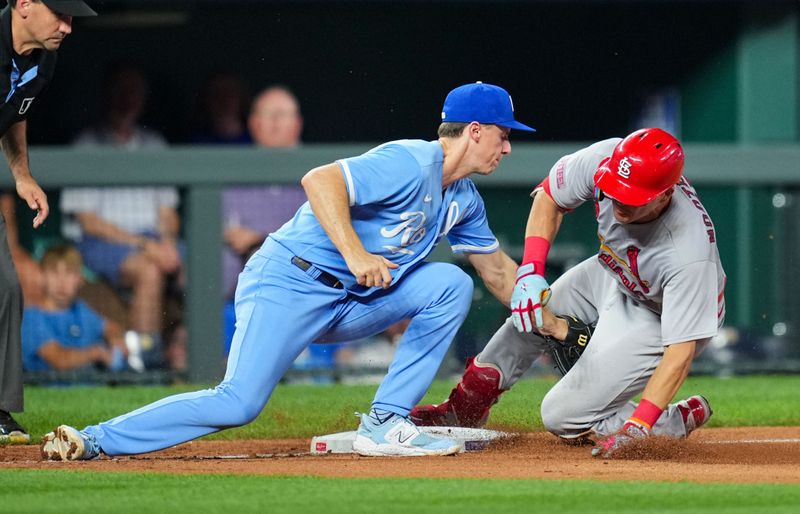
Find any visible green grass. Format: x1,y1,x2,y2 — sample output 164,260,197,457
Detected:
6,376,800,513
3,470,800,514
14,374,800,441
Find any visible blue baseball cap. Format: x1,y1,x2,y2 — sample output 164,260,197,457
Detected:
441,82,535,132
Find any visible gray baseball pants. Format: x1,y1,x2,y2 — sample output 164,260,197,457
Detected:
0,213,23,413
478,256,703,439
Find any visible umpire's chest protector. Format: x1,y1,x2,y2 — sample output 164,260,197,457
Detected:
0,7,57,137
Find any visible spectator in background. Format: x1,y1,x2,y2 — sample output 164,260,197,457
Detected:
247,85,303,149
222,86,401,377
222,86,306,354
22,244,127,373
61,62,186,371
0,192,43,306
74,62,166,148
222,85,305,300
59,188,184,371
190,71,252,145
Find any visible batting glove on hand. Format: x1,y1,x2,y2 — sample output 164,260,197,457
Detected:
591,420,650,458
510,263,551,333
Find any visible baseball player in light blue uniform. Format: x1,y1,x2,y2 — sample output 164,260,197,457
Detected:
42,82,535,459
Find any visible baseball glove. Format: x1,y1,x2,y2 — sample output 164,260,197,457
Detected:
544,315,594,375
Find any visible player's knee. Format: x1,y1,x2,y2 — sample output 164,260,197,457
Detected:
541,389,591,437
438,264,474,306
225,399,265,426
215,387,267,426
540,390,573,435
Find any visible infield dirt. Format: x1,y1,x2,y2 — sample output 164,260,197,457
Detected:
2,426,798,483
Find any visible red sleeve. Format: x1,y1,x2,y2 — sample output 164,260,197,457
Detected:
531,176,572,213
531,177,553,199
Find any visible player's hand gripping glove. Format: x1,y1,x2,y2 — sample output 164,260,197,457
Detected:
544,315,594,375
510,263,551,333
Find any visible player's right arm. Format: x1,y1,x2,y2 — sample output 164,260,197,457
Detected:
301,163,398,289
525,189,564,245
1,120,49,228
510,183,567,333
512,143,605,333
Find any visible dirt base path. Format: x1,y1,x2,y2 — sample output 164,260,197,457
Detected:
2,427,799,484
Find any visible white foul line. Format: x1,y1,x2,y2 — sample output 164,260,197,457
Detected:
704,438,800,445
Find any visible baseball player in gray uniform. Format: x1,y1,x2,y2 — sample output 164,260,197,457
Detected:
412,128,726,457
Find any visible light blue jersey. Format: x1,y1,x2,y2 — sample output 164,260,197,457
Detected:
80,139,495,456
271,139,498,294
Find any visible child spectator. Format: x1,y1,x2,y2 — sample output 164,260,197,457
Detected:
22,245,127,373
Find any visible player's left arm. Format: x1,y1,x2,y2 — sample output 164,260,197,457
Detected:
639,340,697,409
640,259,718,412
0,121,49,228
301,162,398,288
466,249,518,306
594,260,718,457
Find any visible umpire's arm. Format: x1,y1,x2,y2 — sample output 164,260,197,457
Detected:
467,249,518,306
0,120,49,228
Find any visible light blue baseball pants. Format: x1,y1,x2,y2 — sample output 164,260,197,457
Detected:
84,238,473,455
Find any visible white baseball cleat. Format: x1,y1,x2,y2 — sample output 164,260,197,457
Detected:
353,408,464,457
41,425,100,461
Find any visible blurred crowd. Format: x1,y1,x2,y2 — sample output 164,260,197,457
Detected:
14,62,403,381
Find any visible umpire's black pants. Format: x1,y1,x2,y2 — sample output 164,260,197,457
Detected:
0,213,23,413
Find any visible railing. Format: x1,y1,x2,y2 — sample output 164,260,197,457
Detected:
4,143,799,381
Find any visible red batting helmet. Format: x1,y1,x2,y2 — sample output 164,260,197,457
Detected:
593,128,684,206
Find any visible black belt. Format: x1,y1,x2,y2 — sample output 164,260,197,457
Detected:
291,256,343,289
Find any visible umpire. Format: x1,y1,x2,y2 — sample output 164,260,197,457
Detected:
0,0,96,444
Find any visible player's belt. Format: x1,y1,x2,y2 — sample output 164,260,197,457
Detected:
291,256,344,289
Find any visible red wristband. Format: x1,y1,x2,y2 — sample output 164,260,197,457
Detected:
522,236,550,275
629,398,664,430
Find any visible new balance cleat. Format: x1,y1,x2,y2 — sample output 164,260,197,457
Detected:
0,410,29,444
352,408,464,457
676,395,713,437
40,425,100,461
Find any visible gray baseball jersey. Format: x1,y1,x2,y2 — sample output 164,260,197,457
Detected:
477,138,726,438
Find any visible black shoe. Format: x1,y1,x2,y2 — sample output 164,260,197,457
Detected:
0,410,30,444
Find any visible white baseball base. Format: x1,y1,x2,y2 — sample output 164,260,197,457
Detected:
310,426,510,454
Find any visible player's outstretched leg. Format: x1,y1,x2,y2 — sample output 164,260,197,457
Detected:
352,408,462,457
40,246,340,460
410,357,504,428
